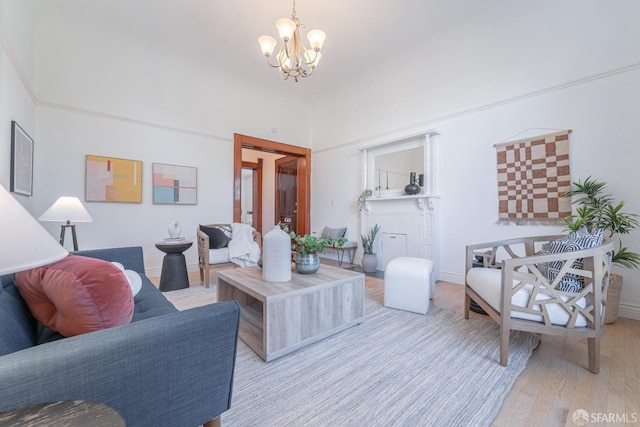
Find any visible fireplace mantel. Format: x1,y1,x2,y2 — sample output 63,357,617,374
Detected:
359,131,439,275
363,194,440,213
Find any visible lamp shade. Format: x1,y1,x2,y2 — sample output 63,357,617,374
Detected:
275,18,296,40
0,185,68,275
306,29,326,50
258,35,277,56
38,196,93,223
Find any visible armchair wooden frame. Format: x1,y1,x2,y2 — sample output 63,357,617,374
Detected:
464,235,614,373
197,224,262,288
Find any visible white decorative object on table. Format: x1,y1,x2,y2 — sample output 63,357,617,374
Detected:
168,220,182,238
262,226,291,282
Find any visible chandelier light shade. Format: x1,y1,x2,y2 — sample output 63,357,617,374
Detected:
39,196,93,251
258,0,326,82
0,185,68,275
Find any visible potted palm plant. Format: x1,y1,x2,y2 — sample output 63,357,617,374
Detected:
563,176,640,323
361,224,380,273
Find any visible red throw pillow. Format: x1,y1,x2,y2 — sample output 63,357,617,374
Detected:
15,255,134,337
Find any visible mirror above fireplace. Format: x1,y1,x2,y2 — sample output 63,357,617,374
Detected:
363,131,438,198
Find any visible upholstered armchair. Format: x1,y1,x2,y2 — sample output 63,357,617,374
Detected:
464,234,614,373
197,224,262,288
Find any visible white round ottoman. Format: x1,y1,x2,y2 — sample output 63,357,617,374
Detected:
384,257,435,314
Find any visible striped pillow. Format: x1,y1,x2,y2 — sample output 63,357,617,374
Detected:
320,226,347,240
538,227,604,292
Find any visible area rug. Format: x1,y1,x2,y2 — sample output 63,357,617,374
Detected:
164,285,539,427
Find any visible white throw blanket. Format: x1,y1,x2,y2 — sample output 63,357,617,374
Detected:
228,223,260,267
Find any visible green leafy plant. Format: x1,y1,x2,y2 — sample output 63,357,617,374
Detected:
563,176,640,269
277,222,346,254
358,189,372,211
361,224,380,254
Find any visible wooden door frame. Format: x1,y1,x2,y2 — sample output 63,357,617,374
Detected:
241,159,263,234
234,133,311,235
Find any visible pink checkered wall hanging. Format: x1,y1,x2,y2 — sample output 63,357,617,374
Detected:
495,130,572,224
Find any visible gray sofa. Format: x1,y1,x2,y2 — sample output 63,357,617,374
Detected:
0,246,240,427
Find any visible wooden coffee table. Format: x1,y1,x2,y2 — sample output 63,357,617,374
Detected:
217,265,365,361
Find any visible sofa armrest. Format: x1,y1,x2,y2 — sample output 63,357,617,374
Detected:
0,301,240,427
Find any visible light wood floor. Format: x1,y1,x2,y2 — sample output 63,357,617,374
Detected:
160,262,640,426
365,274,640,427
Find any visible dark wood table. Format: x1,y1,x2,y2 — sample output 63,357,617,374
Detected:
0,400,125,426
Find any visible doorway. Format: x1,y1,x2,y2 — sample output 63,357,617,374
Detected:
241,159,263,233
233,134,311,235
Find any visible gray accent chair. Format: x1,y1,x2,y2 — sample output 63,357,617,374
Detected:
0,246,239,426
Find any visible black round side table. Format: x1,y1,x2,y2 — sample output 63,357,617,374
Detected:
155,240,193,292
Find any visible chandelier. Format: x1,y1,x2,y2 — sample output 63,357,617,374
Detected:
257,0,326,82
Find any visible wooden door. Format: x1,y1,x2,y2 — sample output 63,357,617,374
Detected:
275,157,300,235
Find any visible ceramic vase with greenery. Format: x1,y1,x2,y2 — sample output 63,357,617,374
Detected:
563,176,640,323
277,222,346,274
361,224,380,273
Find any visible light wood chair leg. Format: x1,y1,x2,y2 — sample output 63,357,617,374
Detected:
464,291,471,319
587,336,600,374
199,267,204,284
499,326,509,366
203,416,221,427
204,267,209,288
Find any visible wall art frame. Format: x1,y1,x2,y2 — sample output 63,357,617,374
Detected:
10,121,34,196
85,155,143,203
152,162,198,205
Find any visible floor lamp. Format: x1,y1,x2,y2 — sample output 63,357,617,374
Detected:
0,185,68,275
38,197,93,251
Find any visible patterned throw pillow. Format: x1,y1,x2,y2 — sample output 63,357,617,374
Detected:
538,227,604,292
320,226,347,240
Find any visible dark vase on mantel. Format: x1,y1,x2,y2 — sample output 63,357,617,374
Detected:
404,172,421,195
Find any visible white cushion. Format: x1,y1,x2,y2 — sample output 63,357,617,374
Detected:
467,267,587,327
209,247,230,264
111,262,142,297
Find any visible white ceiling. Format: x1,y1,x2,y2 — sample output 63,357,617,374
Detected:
32,0,491,96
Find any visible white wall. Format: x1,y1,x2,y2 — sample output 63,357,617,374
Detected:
0,2,313,275
0,1,37,211
311,1,640,319
33,10,312,146
314,67,640,319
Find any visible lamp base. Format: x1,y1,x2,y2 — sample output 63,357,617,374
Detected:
60,223,78,251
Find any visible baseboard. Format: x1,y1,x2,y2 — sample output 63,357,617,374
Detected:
146,267,162,279
618,302,640,321
145,263,201,280
437,270,464,285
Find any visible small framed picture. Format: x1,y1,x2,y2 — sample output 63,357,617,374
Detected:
10,121,34,196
